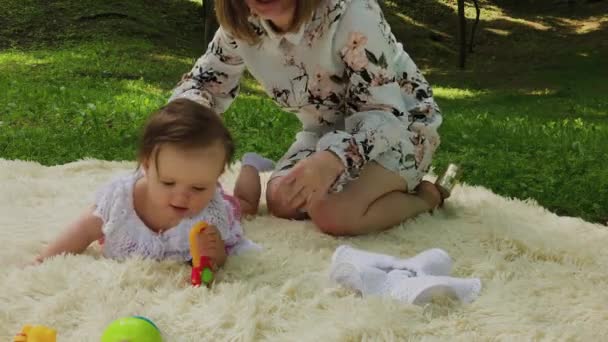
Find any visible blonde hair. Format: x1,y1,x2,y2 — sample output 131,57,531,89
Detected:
215,0,323,44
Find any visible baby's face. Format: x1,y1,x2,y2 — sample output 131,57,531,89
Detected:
143,142,226,221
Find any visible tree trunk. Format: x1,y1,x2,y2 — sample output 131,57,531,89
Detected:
469,0,481,53
457,0,467,69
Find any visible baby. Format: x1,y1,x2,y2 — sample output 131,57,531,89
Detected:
36,98,273,270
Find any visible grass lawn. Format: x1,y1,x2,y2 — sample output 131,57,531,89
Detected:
1,0,606,223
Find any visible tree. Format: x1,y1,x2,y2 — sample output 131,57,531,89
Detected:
458,0,467,68
458,0,481,69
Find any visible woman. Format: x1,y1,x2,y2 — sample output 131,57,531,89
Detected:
170,0,449,236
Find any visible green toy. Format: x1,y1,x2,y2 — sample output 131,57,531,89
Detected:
101,316,162,342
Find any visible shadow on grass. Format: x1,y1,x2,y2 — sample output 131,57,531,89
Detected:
0,0,207,52
383,0,608,77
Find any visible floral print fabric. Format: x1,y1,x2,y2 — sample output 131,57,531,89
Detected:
170,0,442,191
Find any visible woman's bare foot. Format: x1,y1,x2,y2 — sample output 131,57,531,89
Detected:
415,181,444,210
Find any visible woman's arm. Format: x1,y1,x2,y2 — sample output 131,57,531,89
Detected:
36,206,104,263
169,27,246,114
318,0,442,189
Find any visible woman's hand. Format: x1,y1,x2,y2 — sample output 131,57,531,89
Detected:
276,151,345,211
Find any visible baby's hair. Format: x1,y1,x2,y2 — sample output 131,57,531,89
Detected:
137,98,235,171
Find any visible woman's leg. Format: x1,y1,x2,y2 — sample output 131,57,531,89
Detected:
265,132,318,220
267,160,441,235
307,162,441,235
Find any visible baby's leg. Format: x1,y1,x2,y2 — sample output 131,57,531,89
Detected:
233,153,274,217
234,165,260,216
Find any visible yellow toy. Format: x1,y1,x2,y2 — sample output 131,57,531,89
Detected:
189,221,214,287
14,325,56,342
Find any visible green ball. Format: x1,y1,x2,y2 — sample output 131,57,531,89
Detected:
101,316,162,342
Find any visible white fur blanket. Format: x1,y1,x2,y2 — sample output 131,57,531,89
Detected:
1,159,607,341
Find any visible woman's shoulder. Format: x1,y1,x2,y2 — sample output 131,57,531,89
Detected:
330,0,382,23
305,0,380,44
312,0,373,19
310,0,350,27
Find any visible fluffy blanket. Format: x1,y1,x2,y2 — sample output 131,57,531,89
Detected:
1,159,606,341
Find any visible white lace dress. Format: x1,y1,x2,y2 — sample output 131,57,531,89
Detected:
92,170,260,261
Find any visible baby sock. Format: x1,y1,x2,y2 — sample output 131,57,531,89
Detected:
329,261,482,305
332,245,453,276
330,262,395,296
242,152,275,172
386,270,482,305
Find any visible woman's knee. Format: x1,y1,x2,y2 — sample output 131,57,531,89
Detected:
308,200,356,236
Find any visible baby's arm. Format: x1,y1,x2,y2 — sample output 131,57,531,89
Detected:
196,225,227,269
36,205,104,263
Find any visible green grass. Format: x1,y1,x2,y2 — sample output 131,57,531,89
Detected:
0,40,180,162
1,0,607,223
0,40,300,163
0,0,205,50
435,91,607,221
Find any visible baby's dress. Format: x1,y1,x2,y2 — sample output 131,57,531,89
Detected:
92,170,260,261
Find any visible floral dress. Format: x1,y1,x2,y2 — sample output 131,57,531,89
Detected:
170,0,442,192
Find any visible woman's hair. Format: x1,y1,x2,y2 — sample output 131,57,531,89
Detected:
215,0,323,44
137,98,235,171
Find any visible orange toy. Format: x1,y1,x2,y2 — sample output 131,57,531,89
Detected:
189,221,215,287
14,325,56,342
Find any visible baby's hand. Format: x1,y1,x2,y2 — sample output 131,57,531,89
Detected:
24,255,44,267
196,225,227,270
33,255,43,265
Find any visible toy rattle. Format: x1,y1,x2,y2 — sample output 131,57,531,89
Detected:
435,163,461,199
14,325,56,342
101,316,162,342
189,221,215,287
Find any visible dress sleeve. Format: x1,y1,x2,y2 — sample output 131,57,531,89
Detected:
169,27,246,114
317,0,442,189
91,174,132,236
196,188,262,255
